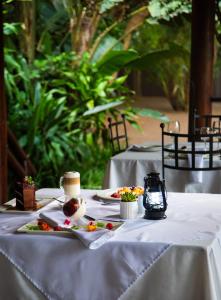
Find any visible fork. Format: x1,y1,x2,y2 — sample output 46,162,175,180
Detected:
101,202,119,205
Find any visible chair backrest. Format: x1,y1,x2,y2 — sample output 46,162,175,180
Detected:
160,123,221,180
194,111,221,133
108,114,128,154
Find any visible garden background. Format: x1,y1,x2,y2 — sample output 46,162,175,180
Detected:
5,0,221,191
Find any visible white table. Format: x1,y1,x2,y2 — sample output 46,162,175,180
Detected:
0,189,221,300
103,143,221,193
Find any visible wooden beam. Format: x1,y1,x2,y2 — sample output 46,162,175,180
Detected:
8,150,26,179
0,2,8,204
8,129,37,176
188,0,215,134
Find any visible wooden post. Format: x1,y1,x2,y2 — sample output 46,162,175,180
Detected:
0,3,8,204
188,0,215,134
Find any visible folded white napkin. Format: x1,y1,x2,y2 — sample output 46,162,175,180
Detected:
39,210,114,250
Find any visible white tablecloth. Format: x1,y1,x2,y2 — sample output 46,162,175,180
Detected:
1,189,221,300
103,143,221,193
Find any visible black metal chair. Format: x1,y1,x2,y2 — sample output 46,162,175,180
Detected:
108,114,129,154
160,123,221,181
194,110,221,134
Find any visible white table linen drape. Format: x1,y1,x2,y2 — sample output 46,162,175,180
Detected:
103,143,221,193
1,189,221,300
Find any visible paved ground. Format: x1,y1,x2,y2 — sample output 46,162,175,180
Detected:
127,96,221,144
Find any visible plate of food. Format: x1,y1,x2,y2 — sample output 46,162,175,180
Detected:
17,218,123,235
96,186,144,203
0,196,64,214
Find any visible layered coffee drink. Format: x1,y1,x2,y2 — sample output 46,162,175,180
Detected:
60,171,80,198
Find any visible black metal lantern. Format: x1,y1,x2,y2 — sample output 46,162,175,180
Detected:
143,172,167,220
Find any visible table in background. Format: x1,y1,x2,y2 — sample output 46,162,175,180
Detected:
0,189,221,299
103,142,221,193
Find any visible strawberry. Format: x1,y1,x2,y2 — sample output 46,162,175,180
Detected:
64,218,71,225
54,226,62,231
106,223,113,230
111,192,121,198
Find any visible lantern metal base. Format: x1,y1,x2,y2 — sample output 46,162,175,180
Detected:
144,210,167,220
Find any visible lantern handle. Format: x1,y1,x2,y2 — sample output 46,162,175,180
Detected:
160,179,168,210
163,179,167,199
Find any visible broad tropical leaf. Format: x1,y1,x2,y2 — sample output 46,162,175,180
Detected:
96,50,139,75
92,35,123,63
83,100,124,116
127,45,189,71
134,108,169,122
3,23,21,35
126,49,173,71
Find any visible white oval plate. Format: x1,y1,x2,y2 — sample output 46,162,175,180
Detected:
96,189,122,203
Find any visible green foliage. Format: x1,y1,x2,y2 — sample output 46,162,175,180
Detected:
134,108,169,122
121,192,137,202
132,20,190,110
148,0,191,23
2,0,14,14
5,43,169,188
4,0,188,189
3,23,21,35
24,176,35,186
96,50,139,75
91,35,123,63
100,0,125,13
36,2,69,54
126,49,176,71
83,101,124,116
5,49,133,187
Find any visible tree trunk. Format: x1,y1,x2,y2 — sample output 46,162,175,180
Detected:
70,9,100,57
19,0,36,63
123,8,149,50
